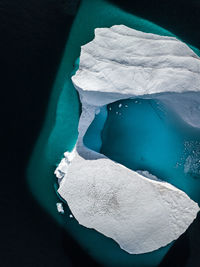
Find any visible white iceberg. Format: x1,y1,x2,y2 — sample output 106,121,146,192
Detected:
55,25,200,254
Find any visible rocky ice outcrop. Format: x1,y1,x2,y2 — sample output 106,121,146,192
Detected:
55,25,200,254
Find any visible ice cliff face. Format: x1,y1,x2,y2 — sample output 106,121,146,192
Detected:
55,25,200,254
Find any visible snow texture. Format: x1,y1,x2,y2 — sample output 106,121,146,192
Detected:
55,25,200,254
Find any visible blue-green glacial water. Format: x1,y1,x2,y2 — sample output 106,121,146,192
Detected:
84,98,200,204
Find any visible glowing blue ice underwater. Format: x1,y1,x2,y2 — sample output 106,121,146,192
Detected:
83,97,200,204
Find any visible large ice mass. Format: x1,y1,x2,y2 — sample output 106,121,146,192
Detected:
55,25,200,254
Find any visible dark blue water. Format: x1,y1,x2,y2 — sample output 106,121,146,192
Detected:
84,98,200,204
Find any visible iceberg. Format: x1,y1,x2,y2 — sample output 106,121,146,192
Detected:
55,25,200,254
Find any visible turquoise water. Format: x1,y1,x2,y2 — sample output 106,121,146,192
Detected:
27,0,200,266
84,98,200,205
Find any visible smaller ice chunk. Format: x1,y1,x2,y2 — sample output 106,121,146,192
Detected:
56,203,64,214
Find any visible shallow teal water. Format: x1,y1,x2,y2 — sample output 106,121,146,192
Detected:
84,98,200,204
27,0,200,266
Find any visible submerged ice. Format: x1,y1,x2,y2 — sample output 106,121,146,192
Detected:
55,25,200,254
84,97,200,204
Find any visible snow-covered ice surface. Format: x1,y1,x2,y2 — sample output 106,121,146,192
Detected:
55,25,200,254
